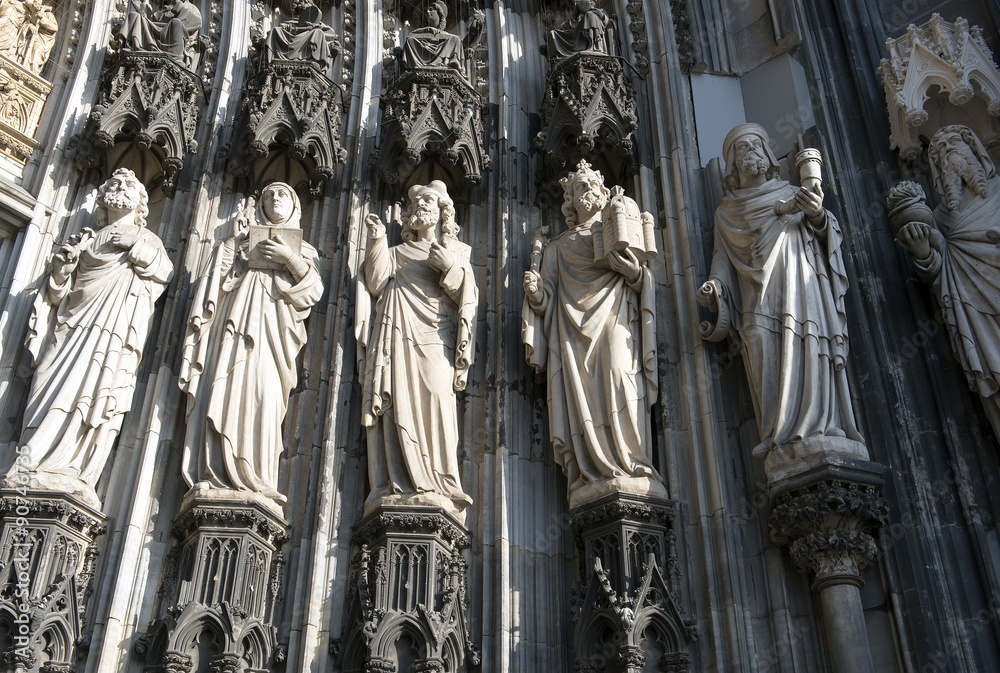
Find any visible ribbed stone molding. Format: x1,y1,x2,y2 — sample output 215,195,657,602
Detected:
338,505,479,673
569,493,696,673
134,496,289,673
768,460,888,673
0,489,107,672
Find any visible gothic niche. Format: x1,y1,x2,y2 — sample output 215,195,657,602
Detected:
227,0,346,199
0,490,106,673
0,0,60,162
535,0,638,197
71,0,207,193
570,494,696,673
374,0,489,194
338,507,479,673
134,501,288,673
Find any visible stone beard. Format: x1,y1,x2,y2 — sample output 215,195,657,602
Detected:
358,181,478,522
522,161,665,509
179,183,324,511
900,125,1000,436
700,124,868,476
10,169,173,508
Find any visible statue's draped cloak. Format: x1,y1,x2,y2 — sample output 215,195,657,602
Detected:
22,223,172,484
923,184,1000,400
361,235,477,513
179,233,323,500
521,223,659,495
402,27,465,72
707,178,865,455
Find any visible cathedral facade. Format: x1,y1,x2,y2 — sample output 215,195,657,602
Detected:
0,1,998,672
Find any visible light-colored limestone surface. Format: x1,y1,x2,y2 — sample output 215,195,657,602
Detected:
179,182,323,512
8,168,172,508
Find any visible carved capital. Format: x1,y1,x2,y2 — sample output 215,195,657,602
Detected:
770,479,888,584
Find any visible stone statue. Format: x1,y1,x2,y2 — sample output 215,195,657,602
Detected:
0,0,58,75
889,124,1000,440
179,183,324,512
698,123,868,476
543,0,616,60
6,168,173,508
522,160,665,509
357,181,478,522
116,0,202,64
400,0,482,76
261,1,340,76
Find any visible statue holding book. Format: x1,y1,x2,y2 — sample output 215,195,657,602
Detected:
179,182,324,512
522,160,664,509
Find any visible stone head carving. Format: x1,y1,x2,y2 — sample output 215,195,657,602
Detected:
928,124,995,211
95,168,149,228
258,182,302,228
424,1,448,29
559,160,610,228
401,180,459,241
722,122,780,192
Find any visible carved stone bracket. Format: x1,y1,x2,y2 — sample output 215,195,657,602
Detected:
569,493,696,673
72,51,203,192
375,67,490,192
135,497,289,673
769,473,888,587
0,489,107,671
881,14,1000,160
536,52,637,192
339,505,480,673
228,59,346,198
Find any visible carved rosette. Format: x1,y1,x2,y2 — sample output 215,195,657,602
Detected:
229,60,346,197
569,493,696,673
375,68,490,190
0,490,107,671
536,52,637,190
769,479,888,587
339,506,480,673
134,497,289,673
880,14,1000,159
73,51,203,192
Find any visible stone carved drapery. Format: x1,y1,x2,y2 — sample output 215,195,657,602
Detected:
697,124,868,481
356,181,478,522
3,169,172,509
134,499,288,673
228,3,346,197
881,14,1000,160
888,125,1000,442
522,160,664,509
0,0,58,76
374,2,489,191
71,0,205,192
542,0,617,61
179,184,323,513
0,490,106,672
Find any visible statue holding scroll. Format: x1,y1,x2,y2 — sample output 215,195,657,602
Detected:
180,182,324,511
522,160,665,509
8,168,173,507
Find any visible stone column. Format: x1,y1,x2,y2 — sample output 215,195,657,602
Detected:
339,505,479,673
0,489,106,672
768,461,888,673
569,493,696,673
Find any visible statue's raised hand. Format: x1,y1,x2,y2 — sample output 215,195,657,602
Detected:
895,221,932,260
794,183,825,219
258,234,297,266
607,249,641,284
428,240,455,273
366,214,385,239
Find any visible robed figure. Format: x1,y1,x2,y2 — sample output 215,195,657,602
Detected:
893,125,1000,440
261,1,340,76
522,160,665,509
698,123,867,476
117,0,202,63
400,0,481,76
180,183,323,511
8,169,173,508
357,181,478,522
